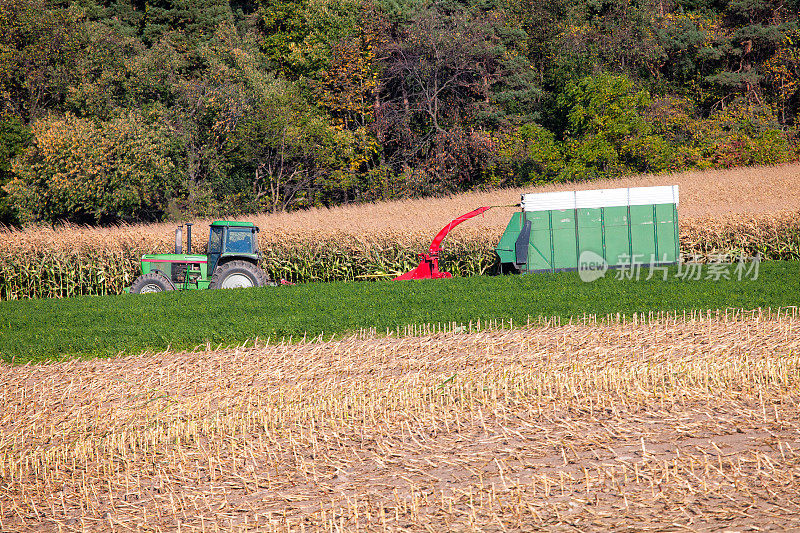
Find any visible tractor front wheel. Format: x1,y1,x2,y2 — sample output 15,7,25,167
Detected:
130,272,175,294
209,260,270,289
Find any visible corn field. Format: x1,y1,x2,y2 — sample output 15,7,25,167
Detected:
2,163,799,300
0,236,498,300
0,213,798,300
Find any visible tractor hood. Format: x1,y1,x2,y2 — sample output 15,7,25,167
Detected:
141,254,208,262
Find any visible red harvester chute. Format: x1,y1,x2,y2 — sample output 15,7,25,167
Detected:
393,206,492,280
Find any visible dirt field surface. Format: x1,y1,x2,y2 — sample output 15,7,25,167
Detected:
4,162,800,252
2,308,800,531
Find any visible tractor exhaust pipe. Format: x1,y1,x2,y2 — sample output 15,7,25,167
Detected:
175,225,183,254
186,223,193,254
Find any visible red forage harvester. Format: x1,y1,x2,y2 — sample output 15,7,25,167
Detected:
393,206,492,280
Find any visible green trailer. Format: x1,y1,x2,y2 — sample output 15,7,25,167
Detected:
496,185,679,273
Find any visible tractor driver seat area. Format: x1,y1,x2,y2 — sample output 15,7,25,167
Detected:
226,232,252,253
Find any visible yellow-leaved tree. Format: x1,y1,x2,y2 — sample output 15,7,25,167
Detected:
5,112,182,224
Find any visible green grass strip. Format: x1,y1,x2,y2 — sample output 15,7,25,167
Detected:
2,261,799,364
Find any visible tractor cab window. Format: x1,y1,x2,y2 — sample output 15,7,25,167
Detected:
225,227,255,254
209,227,224,254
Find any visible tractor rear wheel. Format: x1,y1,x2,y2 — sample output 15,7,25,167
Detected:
130,272,175,294
209,260,270,289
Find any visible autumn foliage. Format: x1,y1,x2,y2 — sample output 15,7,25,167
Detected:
0,0,798,225
6,113,180,224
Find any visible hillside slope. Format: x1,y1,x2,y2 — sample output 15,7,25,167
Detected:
3,163,799,253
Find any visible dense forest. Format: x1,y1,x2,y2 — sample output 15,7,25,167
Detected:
0,0,798,225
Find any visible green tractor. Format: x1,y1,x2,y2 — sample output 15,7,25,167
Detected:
128,221,272,293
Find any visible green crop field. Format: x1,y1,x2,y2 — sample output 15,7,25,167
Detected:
1,261,799,363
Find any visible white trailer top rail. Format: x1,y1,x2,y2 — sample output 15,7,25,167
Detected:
521,185,679,212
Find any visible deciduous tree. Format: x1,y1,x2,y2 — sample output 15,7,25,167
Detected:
6,112,182,224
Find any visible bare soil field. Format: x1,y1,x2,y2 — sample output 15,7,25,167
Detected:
3,162,800,253
2,309,799,531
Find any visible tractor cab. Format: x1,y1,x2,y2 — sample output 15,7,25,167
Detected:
207,221,260,275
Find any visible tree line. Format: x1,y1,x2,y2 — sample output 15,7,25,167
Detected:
0,0,798,225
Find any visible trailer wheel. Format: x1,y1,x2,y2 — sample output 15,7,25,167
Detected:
130,272,176,294
209,260,270,289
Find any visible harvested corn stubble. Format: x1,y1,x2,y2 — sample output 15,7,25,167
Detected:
2,308,800,531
